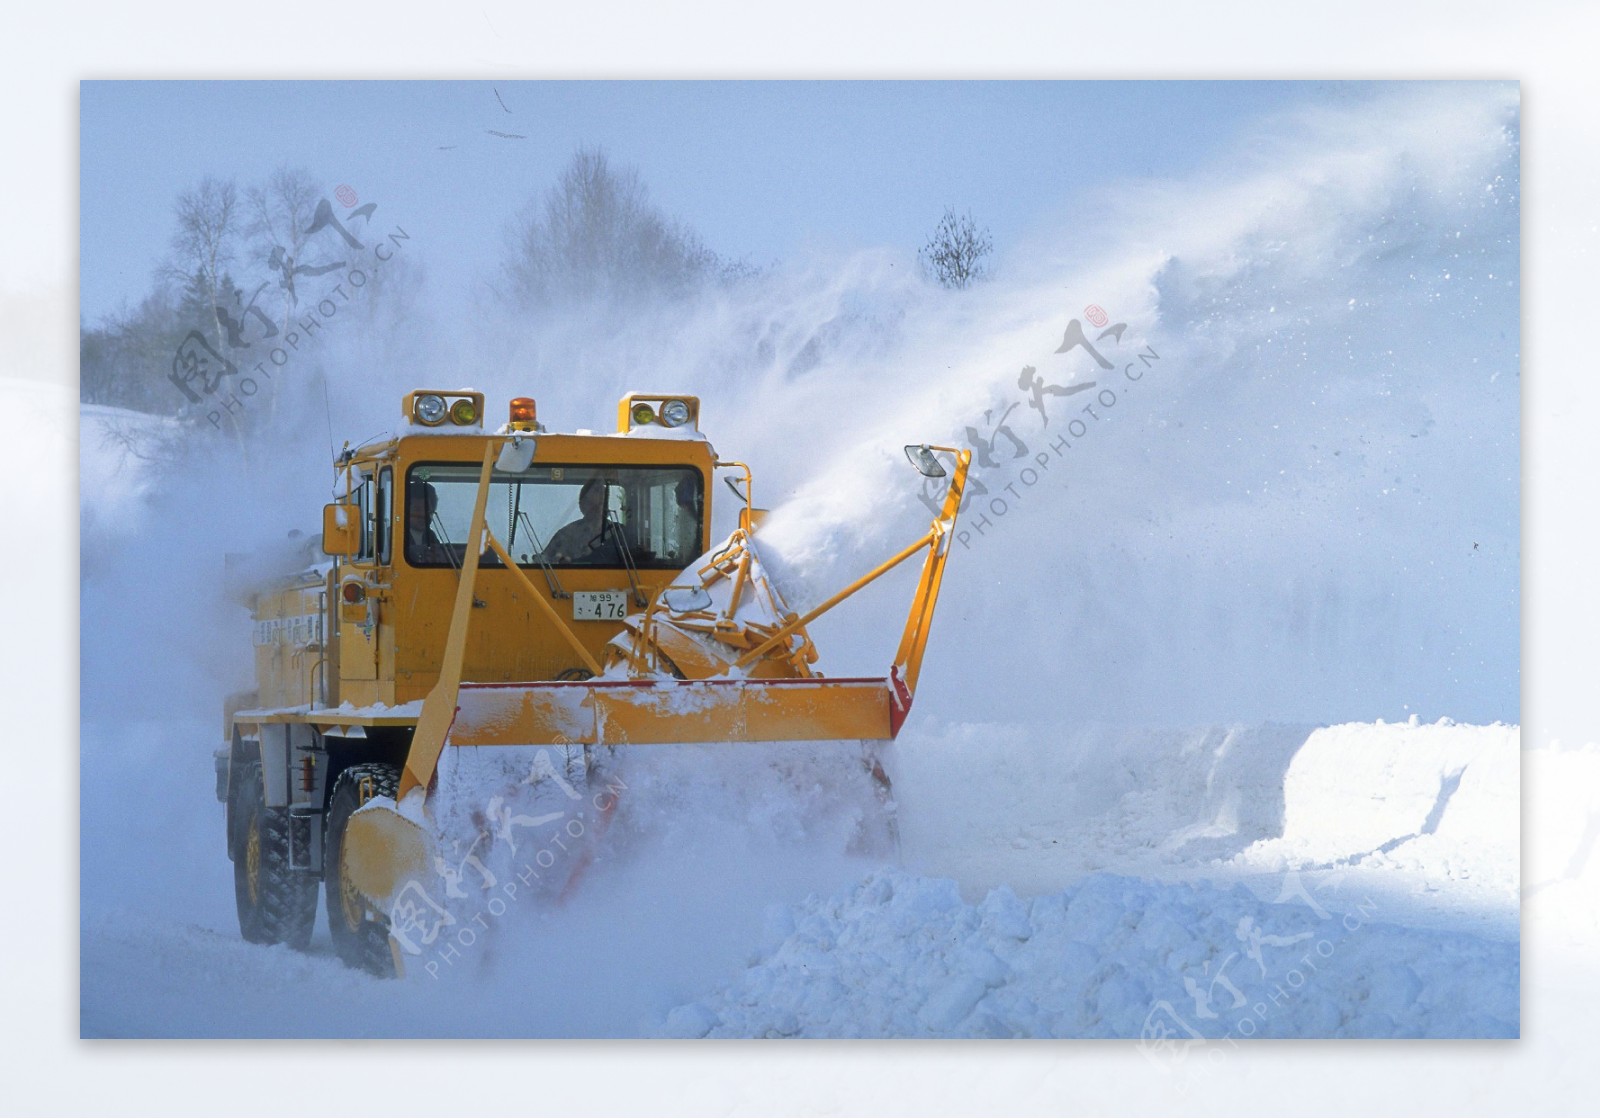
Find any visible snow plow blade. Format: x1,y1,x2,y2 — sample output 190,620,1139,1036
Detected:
444,674,914,747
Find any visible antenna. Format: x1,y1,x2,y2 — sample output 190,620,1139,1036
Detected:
321,371,338,473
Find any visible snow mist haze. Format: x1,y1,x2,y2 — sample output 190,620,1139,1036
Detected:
79,82,1523,1036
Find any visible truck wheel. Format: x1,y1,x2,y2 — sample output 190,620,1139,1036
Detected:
231,760,318,949
324,763,401,977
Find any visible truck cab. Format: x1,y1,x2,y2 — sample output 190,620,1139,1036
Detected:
249,389,716,714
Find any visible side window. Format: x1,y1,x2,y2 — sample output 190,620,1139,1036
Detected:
376,468,392,565
354,473,374,562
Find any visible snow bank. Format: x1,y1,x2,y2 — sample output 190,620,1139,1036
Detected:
660,719,1523,1039
893,719,1518,910
892,722,1318,887
665,868,1518,1039
1237,721,1519,891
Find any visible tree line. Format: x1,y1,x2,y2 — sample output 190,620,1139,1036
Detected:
81,148,993,418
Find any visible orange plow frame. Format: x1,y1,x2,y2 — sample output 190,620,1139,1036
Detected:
400,441,970,795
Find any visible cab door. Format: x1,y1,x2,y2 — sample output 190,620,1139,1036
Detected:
373,467,396,686
338,469,382,684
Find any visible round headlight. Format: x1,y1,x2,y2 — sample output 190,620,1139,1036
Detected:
630,401,657,427
450,398,478,425
660,399,691,428
414,393,447,426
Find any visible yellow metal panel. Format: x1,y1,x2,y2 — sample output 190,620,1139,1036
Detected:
451,684,597,745
249,579,328,710
445,678,894,747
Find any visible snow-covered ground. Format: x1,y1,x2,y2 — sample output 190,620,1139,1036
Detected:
665,721,1528,1040
78,711,1538,1039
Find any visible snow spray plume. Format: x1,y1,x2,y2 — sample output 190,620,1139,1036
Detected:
468,84,1518,728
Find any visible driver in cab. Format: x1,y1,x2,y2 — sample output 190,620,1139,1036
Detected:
405,481,452,565
542,478,623,565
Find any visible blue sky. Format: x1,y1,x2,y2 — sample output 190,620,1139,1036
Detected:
80,79,1359,323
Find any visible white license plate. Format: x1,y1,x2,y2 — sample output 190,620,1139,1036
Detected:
572,590,631,621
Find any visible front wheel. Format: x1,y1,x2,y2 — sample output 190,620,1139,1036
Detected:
231,760,318,949
324,763,401,976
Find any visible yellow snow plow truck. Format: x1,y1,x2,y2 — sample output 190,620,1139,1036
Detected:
216,389,970,975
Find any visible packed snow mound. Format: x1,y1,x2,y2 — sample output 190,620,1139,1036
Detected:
895,720,1519,915
1235,721,1518,884
894,722,1318,884
665,868,1519,1040
657,719,1522,1040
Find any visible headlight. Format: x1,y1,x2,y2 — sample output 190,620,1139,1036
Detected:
630,401,657,426
450,398,478,425
414,393,447,426
660,399,691,428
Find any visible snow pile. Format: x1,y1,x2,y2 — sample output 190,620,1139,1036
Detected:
662,718,1524,1040
891,722,1319,891
1234,721,1519,890
664,868,1519,1039
891,719,1518,914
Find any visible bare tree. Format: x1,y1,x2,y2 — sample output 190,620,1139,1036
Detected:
919,208,993,290
86,164,428,473
161,176,240,354
246,166,326,334
503,147,717,311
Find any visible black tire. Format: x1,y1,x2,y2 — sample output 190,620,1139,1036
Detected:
231,760,318,949
324,763,401,977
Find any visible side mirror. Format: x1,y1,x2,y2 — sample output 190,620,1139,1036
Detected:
904,444,947,478
322,503,360,556
661,585,714,614
496,435,536,473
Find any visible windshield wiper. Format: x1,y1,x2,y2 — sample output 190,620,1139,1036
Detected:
432,512,461,572
517,511,568,599
605,513,646,608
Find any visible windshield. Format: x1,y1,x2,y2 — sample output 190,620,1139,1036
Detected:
403,462,704,570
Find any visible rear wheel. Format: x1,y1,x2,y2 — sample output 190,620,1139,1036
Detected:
231,760,318,949
324,763,401,977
